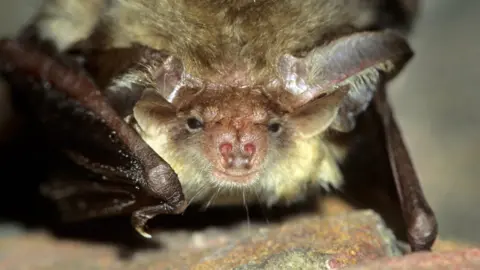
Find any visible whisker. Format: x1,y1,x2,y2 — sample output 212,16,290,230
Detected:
202,184,222,211
253,188,270,225
201,193,216,211
243,190,251,235
185,182,209,210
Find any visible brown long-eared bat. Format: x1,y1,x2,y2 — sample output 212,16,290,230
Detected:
0,0,436,252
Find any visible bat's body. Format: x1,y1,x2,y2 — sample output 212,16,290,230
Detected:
23,0,393,205
0,0,436,252
28,0,417,79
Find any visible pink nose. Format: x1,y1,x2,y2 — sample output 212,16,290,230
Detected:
243,143,256,156
219,142,256,169
219,143,233,157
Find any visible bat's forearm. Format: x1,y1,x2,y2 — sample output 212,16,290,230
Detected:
373,87,437,251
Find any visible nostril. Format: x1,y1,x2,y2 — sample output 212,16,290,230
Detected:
243,143,256,156
219,142,233,157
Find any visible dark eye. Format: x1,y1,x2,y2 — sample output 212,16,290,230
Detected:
268,122,282,134
186,117,204,131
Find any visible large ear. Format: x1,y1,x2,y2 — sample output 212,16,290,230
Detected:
289,86,349,138
277,30,413,133
132,89,178,135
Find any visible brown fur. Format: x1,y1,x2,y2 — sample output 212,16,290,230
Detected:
100,0,381,82
29,1,387,82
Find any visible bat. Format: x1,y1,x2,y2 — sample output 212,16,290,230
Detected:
0,0,436,252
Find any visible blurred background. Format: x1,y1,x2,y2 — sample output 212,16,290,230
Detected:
0,0,479,244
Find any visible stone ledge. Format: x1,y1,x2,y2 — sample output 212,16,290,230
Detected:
0,210,401,269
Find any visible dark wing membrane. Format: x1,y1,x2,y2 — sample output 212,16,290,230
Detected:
0,39,184,203
0,47,143,184
31,80,145,184
40,157,139,221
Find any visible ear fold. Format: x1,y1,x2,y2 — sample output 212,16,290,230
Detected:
290,86,349,138
132,89,177,135
278,30,413,133
127,49,203,110
153,54,185,103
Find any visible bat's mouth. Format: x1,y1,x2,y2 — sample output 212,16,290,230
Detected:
212,169,259,184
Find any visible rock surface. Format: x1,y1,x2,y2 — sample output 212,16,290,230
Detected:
345,248,480,270
0,195,477,270
0,210,401,270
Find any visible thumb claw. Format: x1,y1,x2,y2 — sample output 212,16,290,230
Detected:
135,225,153,239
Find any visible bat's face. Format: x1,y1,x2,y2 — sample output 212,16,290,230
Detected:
132,86,336,206
182,89,280,185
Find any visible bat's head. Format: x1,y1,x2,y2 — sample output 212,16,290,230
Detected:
134,87,285,185
132,80,351,183
127,30,413,206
